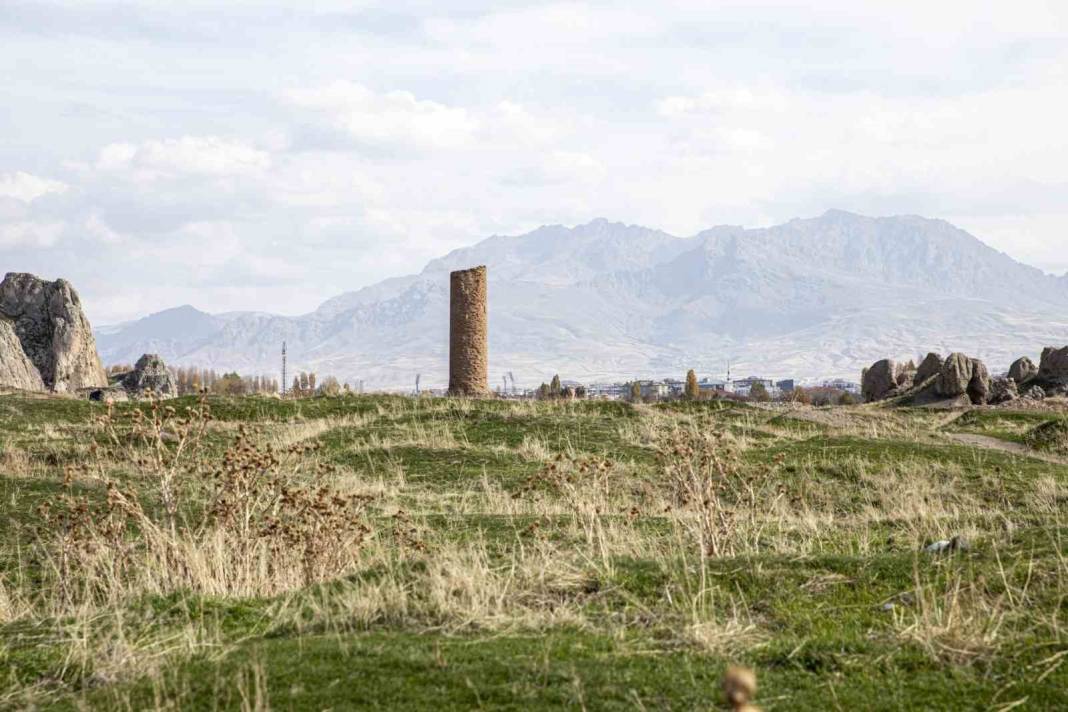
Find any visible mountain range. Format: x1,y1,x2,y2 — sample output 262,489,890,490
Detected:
95,210,1068,390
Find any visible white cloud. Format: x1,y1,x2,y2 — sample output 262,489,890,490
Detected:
0,172,68,203
0,221,65,248
657,88,789,117
286,82,479,151
3,1,1068,322
84,214,125,244
268,153,383,208
503,151,605,186
423,3,666,48
96,136,271,178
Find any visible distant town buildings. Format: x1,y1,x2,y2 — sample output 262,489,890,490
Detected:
488,372,861,402
819,378,861,394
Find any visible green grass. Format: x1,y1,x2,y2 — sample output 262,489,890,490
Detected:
1,392,1066,710
56,627,1063,711
1024,417,1068,455
941,409,1057,444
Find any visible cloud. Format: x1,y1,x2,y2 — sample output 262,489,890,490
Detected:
656,88,789,117
285,82,479,151
84,213,124,244
502,151,605,186
96,137,271,178
3,1,1068,322
0,172,68,203
0,220,65,248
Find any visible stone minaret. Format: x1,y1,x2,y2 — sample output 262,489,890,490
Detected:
448,266,488,396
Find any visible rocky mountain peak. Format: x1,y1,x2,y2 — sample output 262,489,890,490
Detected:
93,213,1068,388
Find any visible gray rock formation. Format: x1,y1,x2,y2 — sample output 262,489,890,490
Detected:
862,359,897,402
913,352,944,386
0,273,107,392
936,353,973,397
967,360,991,404
1008,356,1038,384
935,353,990,404
88,385,129,403
0,318,45,391
895,361,917,387
1038,346,1068,385
121,353,177,398
988,376,1018,404
1023,385,1046,400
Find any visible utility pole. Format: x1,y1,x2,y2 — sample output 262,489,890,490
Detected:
281,341,287,398
508,371,516,395
415,373,421,395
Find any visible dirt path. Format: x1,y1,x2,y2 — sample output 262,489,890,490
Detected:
943,432,1068,465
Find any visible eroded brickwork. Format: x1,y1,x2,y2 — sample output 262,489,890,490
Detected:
448,266,488,396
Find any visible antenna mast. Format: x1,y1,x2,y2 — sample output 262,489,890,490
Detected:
281,341,287,397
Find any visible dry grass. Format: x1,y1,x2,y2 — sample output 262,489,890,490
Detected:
1,394,1065,707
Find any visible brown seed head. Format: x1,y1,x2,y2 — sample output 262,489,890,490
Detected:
723,666,757,708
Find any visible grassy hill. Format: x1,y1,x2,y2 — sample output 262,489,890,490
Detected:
0,393,1065,709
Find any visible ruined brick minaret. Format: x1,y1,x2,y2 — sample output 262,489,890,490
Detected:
448,266,488,396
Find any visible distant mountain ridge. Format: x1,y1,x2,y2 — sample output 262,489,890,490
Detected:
95,211,1068,389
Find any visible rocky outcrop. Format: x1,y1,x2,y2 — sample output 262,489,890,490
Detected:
87,385,129,403
967,360,990,404
913,352,943,386
988,376,1018,404
0,273,107,392
1023,385,1046,401
935,353,990,405
0,318,45,391
120,354,177,398
1038,346,1068,386
1008,356,1038,384
862,359,897,402
936,353,972,397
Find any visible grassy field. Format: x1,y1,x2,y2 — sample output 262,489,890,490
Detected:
0,392,1065,710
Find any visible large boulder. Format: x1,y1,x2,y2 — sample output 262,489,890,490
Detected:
1008,356,1038,384
862,359,898,402
121,353,177,399
967,360,991,405
936,353,973,397
0,273,107,392
936,353,990,404
0,318,45,391
913,352,943,386
1038,346,1068,386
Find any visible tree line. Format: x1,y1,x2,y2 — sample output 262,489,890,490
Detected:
172,368,280,396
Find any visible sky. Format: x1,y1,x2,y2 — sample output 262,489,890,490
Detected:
2,0,1067,324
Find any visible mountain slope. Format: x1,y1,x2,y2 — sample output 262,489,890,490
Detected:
95,211,1068,388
